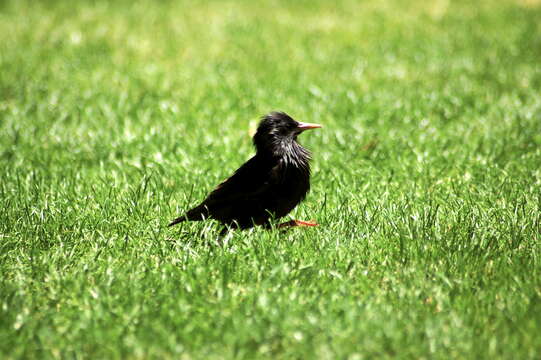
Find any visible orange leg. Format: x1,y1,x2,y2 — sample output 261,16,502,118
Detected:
277,219,319,228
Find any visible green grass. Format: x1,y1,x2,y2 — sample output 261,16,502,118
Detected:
1,0,541,358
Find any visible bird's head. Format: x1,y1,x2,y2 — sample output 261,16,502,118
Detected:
253,111,321,154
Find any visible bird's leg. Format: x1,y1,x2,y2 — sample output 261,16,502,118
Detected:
277,219,318,228
216,226,232,246
219,226,230,237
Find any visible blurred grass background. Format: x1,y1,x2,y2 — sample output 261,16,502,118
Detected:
1,0,540,358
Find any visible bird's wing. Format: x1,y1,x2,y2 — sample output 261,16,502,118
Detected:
183,155,283,221
205,155,281,204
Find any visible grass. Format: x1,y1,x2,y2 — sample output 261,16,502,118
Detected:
1,0,541,358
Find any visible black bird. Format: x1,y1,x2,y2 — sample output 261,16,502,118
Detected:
168,111,321,230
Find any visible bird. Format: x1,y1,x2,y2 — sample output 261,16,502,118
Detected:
168,111,321,231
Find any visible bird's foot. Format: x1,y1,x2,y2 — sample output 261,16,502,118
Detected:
278,219,319,228
217,226,235,246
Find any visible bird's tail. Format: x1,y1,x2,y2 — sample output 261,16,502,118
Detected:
168,216,187,227
168,205,208,227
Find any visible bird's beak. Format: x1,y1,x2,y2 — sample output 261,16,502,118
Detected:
297,122,322,131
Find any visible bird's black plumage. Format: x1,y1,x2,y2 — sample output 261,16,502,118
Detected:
168,111,321,229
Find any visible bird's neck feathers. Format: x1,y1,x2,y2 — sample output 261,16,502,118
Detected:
254,135,311,170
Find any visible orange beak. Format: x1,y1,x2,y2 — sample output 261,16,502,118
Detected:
297,122,322,131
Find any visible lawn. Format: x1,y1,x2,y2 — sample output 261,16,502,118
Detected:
1,0,540,358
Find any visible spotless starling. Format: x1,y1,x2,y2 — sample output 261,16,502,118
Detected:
168,111,322,230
